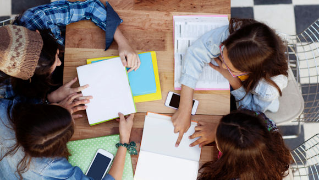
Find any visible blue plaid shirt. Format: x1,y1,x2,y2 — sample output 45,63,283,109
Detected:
16,0,122,50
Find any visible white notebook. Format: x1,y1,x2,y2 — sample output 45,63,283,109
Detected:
134,112,201,180
76,57,136,126
174,15,230,90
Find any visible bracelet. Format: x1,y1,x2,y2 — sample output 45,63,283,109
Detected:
116,141,138,155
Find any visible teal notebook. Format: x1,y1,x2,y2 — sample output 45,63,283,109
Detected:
67,135,133,180
90,52,156,96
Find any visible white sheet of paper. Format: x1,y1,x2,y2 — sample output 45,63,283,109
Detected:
76,57,136,125
173,15,230,90
141,114,201,162
134,151,199,180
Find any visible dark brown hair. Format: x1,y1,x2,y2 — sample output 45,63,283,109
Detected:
224,18,288,96
197,110,292,180
1,103,74,179
0,28,63,100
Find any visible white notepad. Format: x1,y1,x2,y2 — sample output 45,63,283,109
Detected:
174,15,230,90
134,112,201,180
76,57,136,126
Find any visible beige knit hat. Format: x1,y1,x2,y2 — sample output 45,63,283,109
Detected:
0,25,43,80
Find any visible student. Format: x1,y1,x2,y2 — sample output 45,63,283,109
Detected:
0,96,135,180
197,110,292,180
0,25,90,112
13,0,140,72
172,18,288,146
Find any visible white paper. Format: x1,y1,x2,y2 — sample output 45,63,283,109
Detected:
134,151,199,180
76,57,136,125
174,15,230,90
141,115,201,162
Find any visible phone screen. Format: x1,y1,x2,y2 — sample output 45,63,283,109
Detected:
87,153,112,180
169,93,194,109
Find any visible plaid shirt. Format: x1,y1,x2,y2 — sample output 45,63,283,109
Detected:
16,0,122,50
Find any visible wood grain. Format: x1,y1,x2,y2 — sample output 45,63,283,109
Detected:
64,0,230,175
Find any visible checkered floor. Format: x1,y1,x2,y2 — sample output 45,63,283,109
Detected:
1,0,319,151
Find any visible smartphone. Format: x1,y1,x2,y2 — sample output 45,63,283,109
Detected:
165,91,199,115
86,149,114,180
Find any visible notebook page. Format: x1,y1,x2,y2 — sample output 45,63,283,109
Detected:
77,57,136,125
140,115,201,162
134,151,199,180
174,15,230,90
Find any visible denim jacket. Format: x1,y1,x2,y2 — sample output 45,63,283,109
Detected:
179,25,288,113
0,99,114,180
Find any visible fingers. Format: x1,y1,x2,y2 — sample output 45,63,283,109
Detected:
127,113,135,121
75,96,93,101
175,132,184,147
72,105,87,113
72,114,83,119
73,84,89,93
209,62,218,70
190,138,204,147
68,93,83,103
65,77,77,87
118,112,125,121
119,53,127,67
127,67,133,73
190,131,202,139
199,141,208,148
194,125,203,131
136,56,141,70
72,98,90,106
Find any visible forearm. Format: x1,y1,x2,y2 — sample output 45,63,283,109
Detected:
113,28,129,48
179,85,195,113
108,146,127,180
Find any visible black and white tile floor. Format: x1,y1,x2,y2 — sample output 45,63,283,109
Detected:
1,0,319,152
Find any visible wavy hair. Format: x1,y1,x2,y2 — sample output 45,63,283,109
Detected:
224,18,288,96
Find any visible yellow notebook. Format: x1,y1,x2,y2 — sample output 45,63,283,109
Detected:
87,51,162,103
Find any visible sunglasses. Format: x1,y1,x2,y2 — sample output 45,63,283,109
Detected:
219,45,248,78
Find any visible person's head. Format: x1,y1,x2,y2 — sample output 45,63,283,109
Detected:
0,25,63,99
6,103,74,178
220,18,288,96
198,110,292,180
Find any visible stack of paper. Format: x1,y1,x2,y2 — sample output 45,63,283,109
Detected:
174,15,230,90
67,135,133,180
87,51,162,103
134,112,201,180
77,57,136,126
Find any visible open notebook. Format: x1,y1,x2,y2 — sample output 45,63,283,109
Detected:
77,57,136,126
134,112,201,180
174,15,230,90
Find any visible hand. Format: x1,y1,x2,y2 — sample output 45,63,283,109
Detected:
189,121,218,148
118,42,141,73
172,109,192,147
209,57,242,90
47,77,90,103
117,113,134,143
57,93,90,119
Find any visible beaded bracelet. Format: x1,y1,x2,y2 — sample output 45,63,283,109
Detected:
116,141,138,155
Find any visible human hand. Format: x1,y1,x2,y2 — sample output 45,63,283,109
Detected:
209,57,242,90
47,77,90,103
118,42,141,73
172,108,192,147
189,121,218,148
57,93,90,119
117,113,134,143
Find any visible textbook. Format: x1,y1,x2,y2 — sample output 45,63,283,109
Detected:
134,112,201,180
67,135,133,180
87,51,162,103
77,57,136,126
173,15,230,90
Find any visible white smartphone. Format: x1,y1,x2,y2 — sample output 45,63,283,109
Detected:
165,91,199,115
86,149,114,180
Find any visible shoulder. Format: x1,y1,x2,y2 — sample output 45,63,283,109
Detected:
253,75,288,101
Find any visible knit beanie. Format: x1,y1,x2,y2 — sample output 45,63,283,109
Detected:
0,25,43,80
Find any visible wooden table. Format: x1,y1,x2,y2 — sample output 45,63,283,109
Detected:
63,0,230,174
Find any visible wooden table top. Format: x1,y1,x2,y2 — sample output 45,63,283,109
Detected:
63,0,230,175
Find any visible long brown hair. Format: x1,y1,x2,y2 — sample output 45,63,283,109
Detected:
1,103,74,179
224,18,288,96
198,110,292,180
